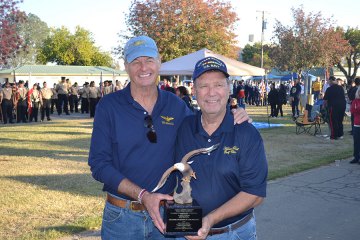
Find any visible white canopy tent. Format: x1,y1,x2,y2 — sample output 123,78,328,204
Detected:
160,48,265,77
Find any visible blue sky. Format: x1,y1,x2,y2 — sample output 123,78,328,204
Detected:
19,0,359,53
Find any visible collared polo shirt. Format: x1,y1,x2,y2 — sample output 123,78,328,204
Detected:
88,83,193,199
174,109,268,228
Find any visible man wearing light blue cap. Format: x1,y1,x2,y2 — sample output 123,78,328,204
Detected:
88,36,250,239
124,35,159,63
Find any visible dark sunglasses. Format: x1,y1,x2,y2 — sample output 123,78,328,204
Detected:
144,115,157,143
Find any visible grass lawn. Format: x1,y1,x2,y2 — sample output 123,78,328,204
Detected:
0,105,353,239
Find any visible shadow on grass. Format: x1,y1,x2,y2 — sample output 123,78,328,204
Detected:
39,225,87,234
0,129,90,135
3,173,103,197
48,124,93,129
0,145,89,162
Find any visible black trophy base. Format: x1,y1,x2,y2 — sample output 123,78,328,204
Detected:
163,200,202,236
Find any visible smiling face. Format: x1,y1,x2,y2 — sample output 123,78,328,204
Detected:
124,56,161,88
194,71,230,118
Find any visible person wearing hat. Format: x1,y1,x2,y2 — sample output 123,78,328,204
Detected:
79,82,90,114
88,36,251,239
174,57,267,240
69,82,79,113
50,83,58,114
0,81,14,124
55,76,70,115
40,81,53,121
29,83,41,122
16,80,28,123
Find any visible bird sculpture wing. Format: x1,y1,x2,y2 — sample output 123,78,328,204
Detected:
151,143,220,193
180,143,220,164
151,165,178,193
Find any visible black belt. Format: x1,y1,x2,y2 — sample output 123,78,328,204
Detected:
209,212,254,236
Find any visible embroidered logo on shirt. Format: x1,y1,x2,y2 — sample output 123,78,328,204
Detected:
161,116,174,125
223,146,239,154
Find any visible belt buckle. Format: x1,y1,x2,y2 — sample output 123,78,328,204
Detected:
129,201,142,212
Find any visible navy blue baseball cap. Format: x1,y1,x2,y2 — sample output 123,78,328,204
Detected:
124,36,159,63
192,57,229,80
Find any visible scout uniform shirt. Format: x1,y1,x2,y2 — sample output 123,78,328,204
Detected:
0,86,13,101
70,86,79,96
80,86,89,98
103,86,113,95
56,82,69,94
51,88,58,99
88,87,100,98
41,87,53,100
17,87,28,101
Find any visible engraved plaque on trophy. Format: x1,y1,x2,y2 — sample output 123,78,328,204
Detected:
151,144,219,236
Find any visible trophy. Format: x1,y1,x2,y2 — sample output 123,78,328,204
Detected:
151,143,220,236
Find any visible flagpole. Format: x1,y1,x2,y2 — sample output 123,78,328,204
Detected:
100,71,103,97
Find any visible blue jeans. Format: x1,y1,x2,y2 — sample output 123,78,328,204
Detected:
176,214,257,240
101,200,170,240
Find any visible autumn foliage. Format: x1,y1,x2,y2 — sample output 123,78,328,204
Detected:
0,0,26,67
120,0,239,62
270,6,350,75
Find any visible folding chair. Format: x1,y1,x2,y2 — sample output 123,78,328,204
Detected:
295,110,322,136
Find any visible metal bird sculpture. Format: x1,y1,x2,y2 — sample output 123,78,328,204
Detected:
151,143,220,204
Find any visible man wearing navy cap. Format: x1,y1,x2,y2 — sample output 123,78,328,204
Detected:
175,57,267,240
88,36,251,239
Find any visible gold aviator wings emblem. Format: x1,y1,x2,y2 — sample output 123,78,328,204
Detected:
161,116,174,123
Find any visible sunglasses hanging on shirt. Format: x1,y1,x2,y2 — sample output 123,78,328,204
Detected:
144,115,157,143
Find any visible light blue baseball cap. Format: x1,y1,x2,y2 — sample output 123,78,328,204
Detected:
124,36,159,63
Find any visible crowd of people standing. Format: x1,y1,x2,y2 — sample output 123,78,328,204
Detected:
0,77,127,124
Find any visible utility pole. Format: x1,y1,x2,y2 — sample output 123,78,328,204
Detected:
257,10,269,126
256,10,268,69
261,10,265,69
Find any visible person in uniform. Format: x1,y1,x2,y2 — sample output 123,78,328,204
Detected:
323,76,346,140
114,80,123,91
16,80,28,123
29,83,41,122
0,82,14,124
103,81,113,95
79,82,90,114
56,77,70,115
88,81,100,118
40,81,53,121
69,82,79,113
51,83,58,114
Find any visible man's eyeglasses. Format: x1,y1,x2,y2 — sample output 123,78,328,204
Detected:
144,115,157,143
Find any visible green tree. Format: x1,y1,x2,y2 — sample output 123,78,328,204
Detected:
116,0,239,61
337,28,360,84
6,13,49,67
37,26,113,66
241,42,272,69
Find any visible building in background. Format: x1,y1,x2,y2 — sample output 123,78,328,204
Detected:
0,65,128,86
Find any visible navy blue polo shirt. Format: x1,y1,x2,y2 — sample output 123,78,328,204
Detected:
88,83,193,199
174,109,268,228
